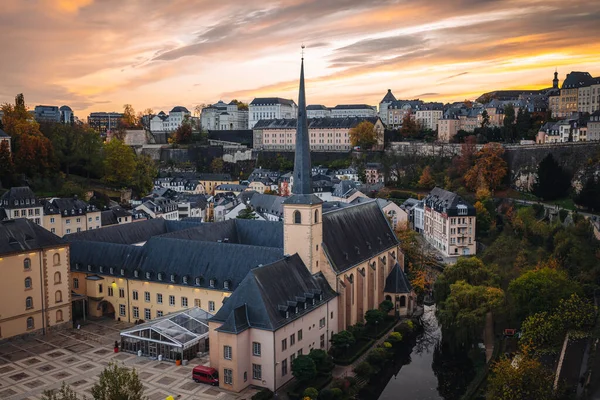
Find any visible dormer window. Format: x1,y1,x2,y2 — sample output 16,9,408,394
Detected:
146,272,151,280
304,302,307,309
170,274,175,282
157,273,163,281
134,270,139,278
183,276,188,284
224,281,229,290
286,311,290,318
120,269,125,276
295,307,299,314
210,279,215,288
75,263,80,270
109,267,113,274
195,277,201,286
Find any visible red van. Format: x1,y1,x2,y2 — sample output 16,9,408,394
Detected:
192,366,219,385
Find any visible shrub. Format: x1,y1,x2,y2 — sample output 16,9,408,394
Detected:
252,388,274,400
292,355,317,382
395,320,414,336
308,349,334,374
388,332,403,343
319,388,343,400
366,348,388,366
347,323,365,339
379,300,394,314
303,387,318,400
364,309,385,326
383,341,392,349
353,361,374,379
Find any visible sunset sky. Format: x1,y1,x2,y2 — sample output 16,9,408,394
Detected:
1,0,599,117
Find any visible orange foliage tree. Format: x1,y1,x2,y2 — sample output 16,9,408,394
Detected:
464,143,507,192
418,166,435,189
349,121,377,149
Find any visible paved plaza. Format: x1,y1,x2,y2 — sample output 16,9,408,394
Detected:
0,319,258,400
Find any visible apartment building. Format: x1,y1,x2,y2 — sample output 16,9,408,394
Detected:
422,187,476,257
149,106,192,132
248,98,297,129
0,187,44,226
87,112,124,135
0,219,71,340
559,72,594,118
42,197,101,236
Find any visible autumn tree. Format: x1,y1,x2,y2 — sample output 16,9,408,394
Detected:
230,99,249,111
210,157,224,173
486,354,555,400
103,139,136,188
174,115,193,144
122,104,138,128
91,362,147,400
532,154,571,200
349,121,377,149
400,111,419,138
464,143,507,192
418,166,435,189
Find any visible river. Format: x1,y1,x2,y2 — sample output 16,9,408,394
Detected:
359,306,476,400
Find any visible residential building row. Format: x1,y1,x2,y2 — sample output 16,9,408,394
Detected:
306,104,378,119
253,117,385,152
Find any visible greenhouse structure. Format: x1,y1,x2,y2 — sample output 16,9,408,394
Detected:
120,308,213,362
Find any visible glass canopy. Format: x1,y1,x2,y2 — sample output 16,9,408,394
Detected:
120,307,213,350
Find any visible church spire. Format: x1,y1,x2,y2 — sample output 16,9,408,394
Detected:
553,69,559,89
286,46,320,204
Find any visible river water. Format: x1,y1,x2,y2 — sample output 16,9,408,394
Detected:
359,306,476,400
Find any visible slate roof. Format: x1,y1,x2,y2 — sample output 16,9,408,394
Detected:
0,128,9,138
0,219,64,256
69,237,284,293
1,187,39,209
423,187,476,216
322,201,398,274
332,104,375,110
170,106,190,113
384,263,412,294
158,219,283,248
215,184,248,192
381,89,397,104
247,193,285,219
253,117,380,130
100,207,133,227
42,197,97,216
211,254,336,332
250,98,296,107
64,218,200,245
561,71,594,89
197,173,233,181
307,105,328,110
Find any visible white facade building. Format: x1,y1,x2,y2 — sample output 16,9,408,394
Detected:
306,105,331,119
149,106,191,132
330,104,377,118
248,98,297,129
200,101,249,131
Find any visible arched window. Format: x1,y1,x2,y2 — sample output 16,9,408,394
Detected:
26,296,33,309
294,210,301,224
24,258,31,270
55,291,63,303
54,271,61,284
382,256,387,265
25,277,32,289
27,317,34,330
314,209,319,223
400,296,406,307
56,310,63,322
53,253,60,265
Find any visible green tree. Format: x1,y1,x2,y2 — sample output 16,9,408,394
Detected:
434,257,498,304
90,362,147,400
364,309,385,326
378,300,394,314
0,140,15,186
79,127,104,179
555,293,597,331
520,311,564,351
237,206,258,220
474,201,492,235
532,154,571,200
353,361,374,380
436,280,504,348
503,104,516,143
42,382,83,400
516,108,532,139
574,175,600,211
131,154,157,197
308,349,334,374
103,139,136,188
508,267,580,321
486,355,555,400
330,330,355,353
480,110,490,129
291,355,317,382
349,121,377,149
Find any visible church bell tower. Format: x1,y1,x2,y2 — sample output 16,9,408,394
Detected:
283,48,323,274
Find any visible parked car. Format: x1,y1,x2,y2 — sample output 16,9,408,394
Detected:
192,366,219,385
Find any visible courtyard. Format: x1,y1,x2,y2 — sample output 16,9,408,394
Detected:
0,319,258,400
